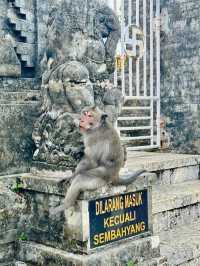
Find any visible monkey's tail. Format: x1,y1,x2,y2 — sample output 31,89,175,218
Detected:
118,169,146,185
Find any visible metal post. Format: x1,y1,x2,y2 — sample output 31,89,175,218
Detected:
143,0,147,96
150,0,154,146
136,0,140,96
156,0,161,147
128,0,133,96
121,0,126,96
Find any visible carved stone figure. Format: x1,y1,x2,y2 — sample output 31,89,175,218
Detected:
32,0,123,169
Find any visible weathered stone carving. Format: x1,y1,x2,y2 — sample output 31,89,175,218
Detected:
32,0,123,169
0,36,21,77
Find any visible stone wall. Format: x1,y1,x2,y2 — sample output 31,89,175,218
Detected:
0,0,42,174
0,79,40,174
160,0,200,154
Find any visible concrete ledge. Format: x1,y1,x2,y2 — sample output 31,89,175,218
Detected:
17,236,161,266
1,171,154,198
152,180,200,214
126,152,200,171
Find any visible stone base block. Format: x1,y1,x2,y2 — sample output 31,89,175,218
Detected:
2,172,153,254
17,236,161,266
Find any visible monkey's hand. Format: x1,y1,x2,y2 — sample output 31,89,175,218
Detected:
74,156,97,175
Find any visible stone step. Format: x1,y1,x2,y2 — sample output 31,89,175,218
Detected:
179,257,200,266
8,16,35,34
125,151,200,185
17,236,162,266
160,221,200,266
7,6,35,23
152,180,200,233
0,91,40,103
14,0,35,11
0,78,39,92
15,43,35,56
0,262,14,266
139,256,168,266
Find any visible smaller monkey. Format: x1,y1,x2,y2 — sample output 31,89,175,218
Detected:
51,106,145,214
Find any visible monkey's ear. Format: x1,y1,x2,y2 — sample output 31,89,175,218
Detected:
101,113,108,121
91,105,97,110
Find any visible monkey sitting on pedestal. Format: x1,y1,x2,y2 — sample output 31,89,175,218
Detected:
52,106,145,214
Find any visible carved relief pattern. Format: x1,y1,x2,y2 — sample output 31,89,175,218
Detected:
32,0,123,169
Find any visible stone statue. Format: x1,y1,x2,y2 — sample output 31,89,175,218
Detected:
32,0,123,169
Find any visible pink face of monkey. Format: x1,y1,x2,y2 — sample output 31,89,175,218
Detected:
79,110,95,132
79,107,108,133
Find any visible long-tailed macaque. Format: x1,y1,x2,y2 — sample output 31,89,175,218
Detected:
51,106,145,214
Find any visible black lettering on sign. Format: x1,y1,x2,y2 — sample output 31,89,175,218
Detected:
89,190,149,249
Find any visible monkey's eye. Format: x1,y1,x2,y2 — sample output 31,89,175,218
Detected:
88,114,93,118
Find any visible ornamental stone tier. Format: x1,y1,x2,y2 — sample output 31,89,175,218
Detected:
32,0,124,170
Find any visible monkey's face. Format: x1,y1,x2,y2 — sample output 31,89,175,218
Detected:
79,107,108,133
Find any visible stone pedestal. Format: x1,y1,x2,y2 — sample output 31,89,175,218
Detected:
1,171,152,253
62,175,152,254
0,171,168,265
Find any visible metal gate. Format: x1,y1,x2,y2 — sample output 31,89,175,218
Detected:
108,0,161,151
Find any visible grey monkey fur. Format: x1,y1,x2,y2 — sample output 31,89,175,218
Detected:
51,107,145,215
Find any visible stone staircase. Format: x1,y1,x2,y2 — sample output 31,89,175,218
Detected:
117,99,159,150
126,152,200,265
0,151,200,265
7,0,36,76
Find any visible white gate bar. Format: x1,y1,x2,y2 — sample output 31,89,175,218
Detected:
150,0,154,145
115,0,121,16
143,0,147,96
125,96,159,100
128,0,133,96
118,126,151,130
114,60,118,87
122,106,151,110
129,59,133,96
107,0,114,10
121,0,125,96
156,0,161,147
127,145,159,151
118,116,151,121
121,136,151,141
136,0,140,96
